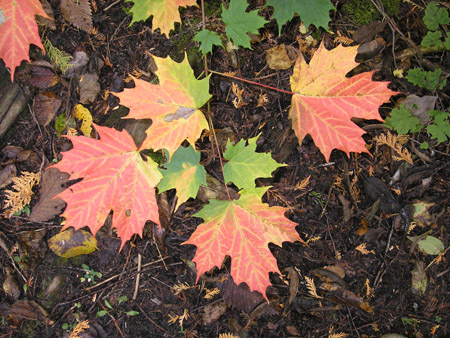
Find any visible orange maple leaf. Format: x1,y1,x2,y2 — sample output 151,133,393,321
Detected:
289,41,399,161
53,124,162,249
0,0,51,80
113,54,211,158
183,192,304,298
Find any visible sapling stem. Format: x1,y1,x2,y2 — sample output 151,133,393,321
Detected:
208,69,294,95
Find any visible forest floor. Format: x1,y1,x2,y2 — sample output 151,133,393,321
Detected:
0,0,449,337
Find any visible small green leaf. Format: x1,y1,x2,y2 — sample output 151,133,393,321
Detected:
96,310,108,317
406,68,425,87
221,0,268,49
194,29,222,55
423,3,450,31
444,35,450,50
118,296,128,305
104,299,113,309
266,0,335,34
418,235,444,255
420,141,429,149
406,68,445,91
223,135,285,195
125,310,140,316
384,106,422,134
409,235,445,255
158,145,207,210
427,110,450,144
421,31,443,49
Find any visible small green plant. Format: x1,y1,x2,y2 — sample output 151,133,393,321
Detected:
13,205,31,216
96,297,139,317
406,68,447,91
80,264,102,284
385,105,450,148
421,2,450,50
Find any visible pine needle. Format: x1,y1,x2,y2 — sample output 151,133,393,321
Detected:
69,320,90,338
374,132,413,164
305,276,321,299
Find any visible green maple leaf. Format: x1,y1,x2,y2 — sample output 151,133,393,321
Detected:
265,0,335,34
158,145,206,210
385,105,423,134
194,29,222,55
223,135,284,195
423,3,449,31
427,110,450,144
221,0,267,49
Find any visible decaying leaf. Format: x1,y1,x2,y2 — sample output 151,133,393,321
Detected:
0,164,16,189
60,0,93,33
79,72,101,104
33,91,62,127
289,41,399,161
202,302,227,325
411,260,427,295
30,168,69,222
30,65,59,88
266,44,292,70
3,171,41,218
48,227,97,258
3,267,21,300
72,104,93,137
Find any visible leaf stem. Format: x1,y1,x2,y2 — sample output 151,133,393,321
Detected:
208,69,294,95
200,0,232,201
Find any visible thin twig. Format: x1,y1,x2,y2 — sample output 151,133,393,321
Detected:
132,253,142,300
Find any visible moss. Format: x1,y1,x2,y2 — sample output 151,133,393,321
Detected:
343,0,400,26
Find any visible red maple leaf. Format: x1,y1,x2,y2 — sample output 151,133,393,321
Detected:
183,192,304,298
289,41,399,161
53,124,162,249
0,0,51,80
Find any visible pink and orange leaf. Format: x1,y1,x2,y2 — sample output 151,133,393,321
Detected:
53,124,162,249
289,41,399,161
183,191,304,298
0,0,51,80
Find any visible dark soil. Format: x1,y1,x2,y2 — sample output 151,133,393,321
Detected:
1,1,449,337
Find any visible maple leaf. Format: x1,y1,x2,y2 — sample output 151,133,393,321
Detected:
289,41,399,161
53,124,162,249
0,0,51,80
266,0,335,34
158,145,206,210
126,0,197,37
223,135,285,195
113,54,210,158
183,191,303,298
221,0,268,49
